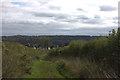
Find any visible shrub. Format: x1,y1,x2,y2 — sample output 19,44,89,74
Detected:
56,59,75,78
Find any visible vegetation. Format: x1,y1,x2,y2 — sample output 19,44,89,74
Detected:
2,35,100,48
2,28,120,78
48,28,120,78
2,41,48,78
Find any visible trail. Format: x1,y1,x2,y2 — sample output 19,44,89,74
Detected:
25,60,64,78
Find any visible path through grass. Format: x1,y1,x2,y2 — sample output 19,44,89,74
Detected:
25,60,64,78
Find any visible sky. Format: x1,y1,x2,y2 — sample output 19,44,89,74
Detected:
1,0,119,36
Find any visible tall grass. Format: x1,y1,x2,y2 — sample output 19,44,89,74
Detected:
51,57,118,78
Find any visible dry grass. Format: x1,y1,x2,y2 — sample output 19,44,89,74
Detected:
52,57,118,78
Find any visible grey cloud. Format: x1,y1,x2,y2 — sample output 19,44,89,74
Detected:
77,8,84,11
77,15,103,24
34,12,55,17
2,0,118,36
76,15,89,20
99,5,117,11
63,19,78,23
33,12,68,19
69,26,117,36
113,21,118,24
31,11,102,25
82,19,102,24
64,15,102,24
33,12,70,22
113,17,120,20
49,6,61,10
3,20,117,36
2,21,71,36
61,15,89,23
94,15,100,19
55,14,68,19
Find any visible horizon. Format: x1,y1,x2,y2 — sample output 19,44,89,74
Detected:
1,34,107,37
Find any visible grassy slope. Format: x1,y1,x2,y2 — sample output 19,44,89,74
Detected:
3,41,65,78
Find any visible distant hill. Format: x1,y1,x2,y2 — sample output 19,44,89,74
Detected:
2,35,101,48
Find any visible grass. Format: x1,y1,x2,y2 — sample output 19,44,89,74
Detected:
49,57,118,78
25,60,64,78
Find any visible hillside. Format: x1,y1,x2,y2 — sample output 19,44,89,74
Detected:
2,41,49,78
2,41,74,78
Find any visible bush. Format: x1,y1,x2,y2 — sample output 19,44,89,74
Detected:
56,59,75,78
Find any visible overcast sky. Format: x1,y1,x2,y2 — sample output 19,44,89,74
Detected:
1,0,119,36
